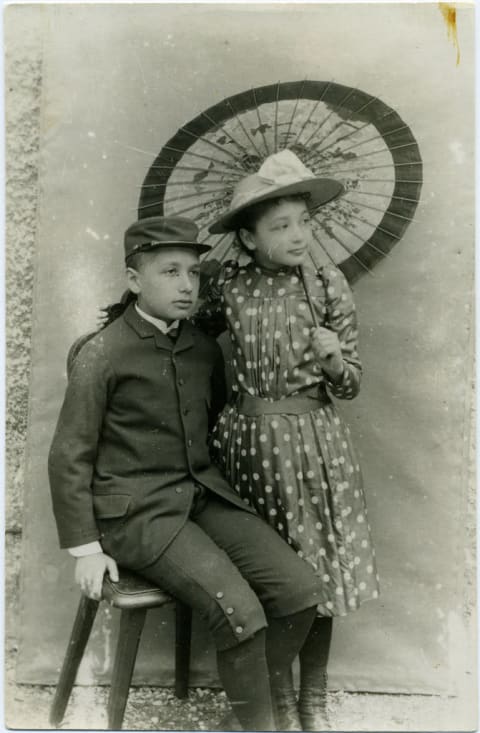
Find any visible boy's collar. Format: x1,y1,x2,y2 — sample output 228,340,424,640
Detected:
124,302,195,352
134,303,179,335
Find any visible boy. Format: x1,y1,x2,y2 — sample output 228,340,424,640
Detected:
48,215,322,732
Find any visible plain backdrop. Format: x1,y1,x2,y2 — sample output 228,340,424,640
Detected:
9,2,475,696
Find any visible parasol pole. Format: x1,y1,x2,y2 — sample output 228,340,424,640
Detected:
299,264,335,358
299,265,319,328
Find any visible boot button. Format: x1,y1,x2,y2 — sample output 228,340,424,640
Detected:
226,607,234,615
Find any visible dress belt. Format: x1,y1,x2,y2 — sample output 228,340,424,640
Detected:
235,386,331,417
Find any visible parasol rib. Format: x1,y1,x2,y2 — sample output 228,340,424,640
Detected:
312,125,411,162
341,197,418,223
161,144,243,174
274,81,280,153
308,247,326,272
328,215,395,259
177,126,246,164
252,87,271,156
140,179,235,190
314,155,421,175
315,221,374,275
311,228,341,267
344,210,403,240
348,190,420,204
226,100,264,159
290,80,333,149
351,177,421,184
309,109,397,159
302,87,356,149
283,79,307,148
201,232,231,263
313,141,419,172
200,111,253,157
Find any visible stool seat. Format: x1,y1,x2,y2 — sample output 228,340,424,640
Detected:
50,567,192,730
103,569,173,609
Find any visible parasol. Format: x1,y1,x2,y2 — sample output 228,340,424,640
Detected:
138,80,423,283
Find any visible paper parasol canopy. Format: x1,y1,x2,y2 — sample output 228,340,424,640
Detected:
138,80,423,282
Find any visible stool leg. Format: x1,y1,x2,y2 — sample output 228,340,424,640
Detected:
49,595,99,726
174,601,192,699
107,607,147,730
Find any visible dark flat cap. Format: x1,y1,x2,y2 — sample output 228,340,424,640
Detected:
125,216,210,260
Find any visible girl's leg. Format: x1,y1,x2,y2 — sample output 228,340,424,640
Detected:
298,617,333,731
265,607,317,732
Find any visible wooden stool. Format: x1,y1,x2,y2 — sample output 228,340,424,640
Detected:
50,568,192,730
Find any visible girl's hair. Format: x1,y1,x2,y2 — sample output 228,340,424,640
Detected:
233,193,311,252
100,289,136,329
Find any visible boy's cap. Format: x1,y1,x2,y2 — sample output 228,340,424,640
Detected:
208,149,344,234
125,216,211,260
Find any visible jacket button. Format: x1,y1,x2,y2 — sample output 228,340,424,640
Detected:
187,439,193,447
216,591,224,599
175,487,182,494
226,607,234,615
235,626,244,635
178,378,185,386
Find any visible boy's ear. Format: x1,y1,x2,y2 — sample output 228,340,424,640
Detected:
126,267,141,294
239,228,256,252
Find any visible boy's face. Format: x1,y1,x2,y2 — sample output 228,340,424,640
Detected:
126,247,201,323
240,199,313,270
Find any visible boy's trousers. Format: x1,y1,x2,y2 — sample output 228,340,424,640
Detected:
137,490,321,651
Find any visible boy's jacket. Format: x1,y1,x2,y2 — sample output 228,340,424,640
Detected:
48,303,254,570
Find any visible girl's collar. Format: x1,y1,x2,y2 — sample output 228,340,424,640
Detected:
252,262,297,277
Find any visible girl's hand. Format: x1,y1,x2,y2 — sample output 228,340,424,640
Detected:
75,553,119,600
310,327,344,381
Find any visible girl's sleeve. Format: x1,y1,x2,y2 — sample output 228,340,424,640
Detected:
193,259,237,338
321,265,362,400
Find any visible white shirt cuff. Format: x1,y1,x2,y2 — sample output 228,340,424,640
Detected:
68,541,103,557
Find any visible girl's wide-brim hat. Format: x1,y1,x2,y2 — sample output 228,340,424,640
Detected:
209,150,344,234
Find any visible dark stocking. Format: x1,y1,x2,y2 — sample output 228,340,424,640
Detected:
265,607,317,731
298,617,333,731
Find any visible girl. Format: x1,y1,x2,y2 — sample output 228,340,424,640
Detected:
196,150,380,731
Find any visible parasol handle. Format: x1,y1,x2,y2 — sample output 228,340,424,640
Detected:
299,265,335,359
299,265,319,329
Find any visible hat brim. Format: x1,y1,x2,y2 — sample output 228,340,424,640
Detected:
126,240,211,260
208,178,344,234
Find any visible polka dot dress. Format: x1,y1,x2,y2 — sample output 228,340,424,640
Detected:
208,261,380,616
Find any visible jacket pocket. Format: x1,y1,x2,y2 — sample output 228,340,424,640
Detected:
93,493,131,519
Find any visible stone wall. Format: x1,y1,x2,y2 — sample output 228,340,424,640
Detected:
5,6,43,650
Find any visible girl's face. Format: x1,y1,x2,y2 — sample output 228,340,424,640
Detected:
240,199,313,270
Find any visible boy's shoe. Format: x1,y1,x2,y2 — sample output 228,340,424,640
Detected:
272,687,302,731
298,671,330,731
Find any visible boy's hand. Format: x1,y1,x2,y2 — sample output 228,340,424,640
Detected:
311,327,344,381
75,553,119,600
